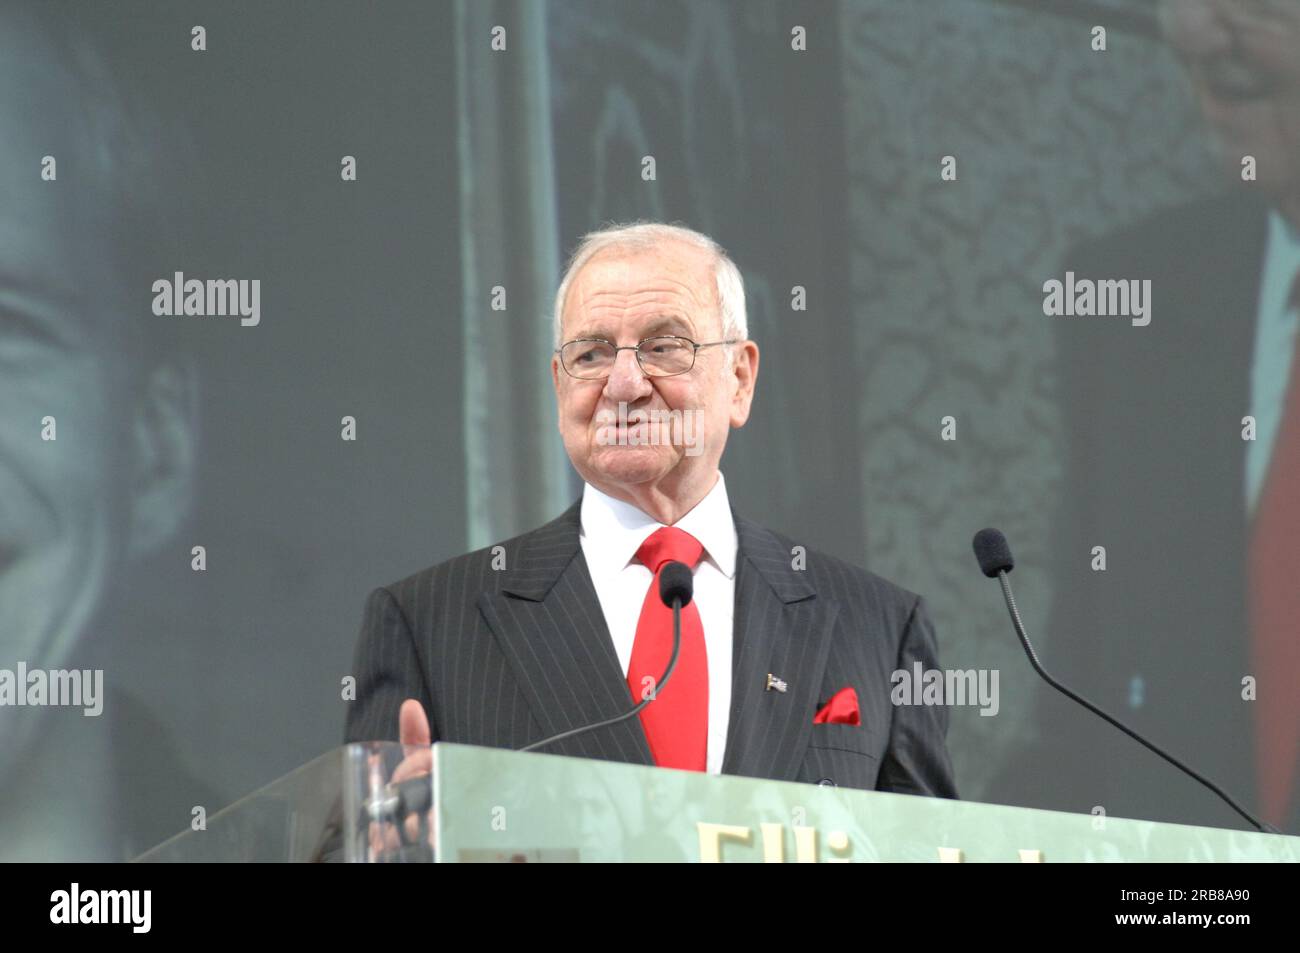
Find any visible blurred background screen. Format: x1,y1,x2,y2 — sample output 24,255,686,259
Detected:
2,0,1296,859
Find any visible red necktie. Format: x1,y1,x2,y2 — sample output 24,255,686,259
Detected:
627,526,708,771
1248,272,1300,826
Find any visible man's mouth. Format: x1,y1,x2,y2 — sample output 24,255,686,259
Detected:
1201,57,1278,103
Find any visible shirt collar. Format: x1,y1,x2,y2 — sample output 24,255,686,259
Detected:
579,472,738,578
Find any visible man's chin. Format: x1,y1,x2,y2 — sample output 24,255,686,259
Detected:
585,446,679,487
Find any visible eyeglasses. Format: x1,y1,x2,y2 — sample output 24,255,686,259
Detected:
556,335,739,380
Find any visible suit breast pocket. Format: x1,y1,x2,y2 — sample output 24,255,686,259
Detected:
802,724,880,791
807,722,874,755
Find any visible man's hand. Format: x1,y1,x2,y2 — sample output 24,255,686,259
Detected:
367,698,435,859
393,697,432,782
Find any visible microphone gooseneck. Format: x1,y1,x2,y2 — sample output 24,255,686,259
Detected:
520,560,694,754
972,528,1279,835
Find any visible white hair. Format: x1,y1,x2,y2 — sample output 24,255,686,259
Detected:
552,221,748,353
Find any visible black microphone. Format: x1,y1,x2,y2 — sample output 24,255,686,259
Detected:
971,527,1280,835
658,561,694,615
519,560,694,754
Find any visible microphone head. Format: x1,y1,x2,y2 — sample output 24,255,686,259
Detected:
659,561,694,608
972,528,1015,578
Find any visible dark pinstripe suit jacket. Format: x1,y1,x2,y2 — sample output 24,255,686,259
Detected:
345,499,959,797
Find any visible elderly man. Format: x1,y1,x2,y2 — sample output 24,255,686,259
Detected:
346,222,957,799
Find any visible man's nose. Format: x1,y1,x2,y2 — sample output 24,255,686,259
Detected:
604,347,653,401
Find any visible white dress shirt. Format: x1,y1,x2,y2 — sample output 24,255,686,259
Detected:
578,471,736,775
1247,210,1300,514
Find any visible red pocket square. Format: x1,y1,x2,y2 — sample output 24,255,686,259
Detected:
813,686,860,725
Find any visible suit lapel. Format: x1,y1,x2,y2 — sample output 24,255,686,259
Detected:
477,501,654,765
722,511,840,780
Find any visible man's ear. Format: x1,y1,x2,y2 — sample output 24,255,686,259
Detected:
128,356,199,559
728,340,760,428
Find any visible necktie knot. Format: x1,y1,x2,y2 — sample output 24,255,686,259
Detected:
636,526,704,574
